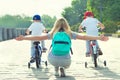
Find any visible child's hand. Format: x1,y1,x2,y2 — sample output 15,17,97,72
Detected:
100,34,109,41
15,35,24,41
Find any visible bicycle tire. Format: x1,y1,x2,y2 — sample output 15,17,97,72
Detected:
104,60,107,66
35,49,40,68
85,62,87,68
45,61,48,67
93,54,97,67
28,62,30,68
91,44,98,68
36,58,40,68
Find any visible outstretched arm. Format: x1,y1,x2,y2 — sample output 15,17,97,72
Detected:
98,22,105,30
25,29,31,35
76,34,108,41
79,25,84,33
15,35,48,41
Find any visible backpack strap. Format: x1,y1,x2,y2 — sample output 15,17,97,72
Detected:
48,44,52,52
70,48,73,55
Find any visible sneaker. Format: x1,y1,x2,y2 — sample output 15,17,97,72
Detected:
30,57,35,63
98,49,103,55
60,67,66,77
55,71,59,76
86,52,90,57
54,67,59,76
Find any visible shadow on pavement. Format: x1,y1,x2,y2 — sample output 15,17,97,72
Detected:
94,67,120,79
31,67,50,80
54,76,76,80
31,67,76,80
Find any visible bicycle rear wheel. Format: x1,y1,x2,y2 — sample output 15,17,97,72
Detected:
28,62,30,68
104,60,107,66
93,54,97,67
36,58,40,68
35,50,41,68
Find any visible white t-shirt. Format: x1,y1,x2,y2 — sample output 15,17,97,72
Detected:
81,17,100,36
28,22,45,36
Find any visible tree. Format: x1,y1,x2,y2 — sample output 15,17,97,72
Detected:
62,0,87,26
89,0,120,22
62,7,77,26
88,0,120,33
0,14,56,30
41,15,56,30
0,15,31,28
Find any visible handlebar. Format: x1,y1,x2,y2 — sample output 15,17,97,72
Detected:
79,27,104,34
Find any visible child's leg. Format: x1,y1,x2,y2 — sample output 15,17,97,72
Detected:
41,40,45,48
95,40,99,49
85,40,91,57
86,40,90,53
41,40,47,50
31,47,35,58
95,41,103,55
29,42,36,63
31,42,35,58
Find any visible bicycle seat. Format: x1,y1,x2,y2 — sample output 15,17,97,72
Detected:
33,41,40,45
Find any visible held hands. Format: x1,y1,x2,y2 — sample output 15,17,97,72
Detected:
15,35,24,41
99,34,109,41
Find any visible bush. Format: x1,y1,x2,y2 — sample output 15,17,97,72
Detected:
71,23,80,32
104,21,118,33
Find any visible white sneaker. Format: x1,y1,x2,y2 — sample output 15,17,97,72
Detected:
54,67,59,76
54,71,59,76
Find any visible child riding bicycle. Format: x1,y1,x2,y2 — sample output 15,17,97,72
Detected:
25,14,46,62
79,11,105,57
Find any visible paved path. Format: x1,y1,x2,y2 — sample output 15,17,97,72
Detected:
0,37,120,80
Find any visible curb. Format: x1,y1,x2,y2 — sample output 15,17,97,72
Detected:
105,33,120,38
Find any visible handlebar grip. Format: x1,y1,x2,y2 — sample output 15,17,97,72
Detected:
25,33,27,35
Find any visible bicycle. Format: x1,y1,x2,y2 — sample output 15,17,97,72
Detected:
28,41,48,68
79,28,107,68
85,40,107,68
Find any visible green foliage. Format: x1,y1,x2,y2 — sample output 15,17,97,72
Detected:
62,0,87,26
104,21,118,33
117,25,120,30
0,15,31,28
62,0,120,33
62,7,79,26
89,0,120,22
71,23,80,32
42,15,56,28
0,14,56,30
0,0,119,34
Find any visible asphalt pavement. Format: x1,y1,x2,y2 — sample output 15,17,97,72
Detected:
0,37,120,80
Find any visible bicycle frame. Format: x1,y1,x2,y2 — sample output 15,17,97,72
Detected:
28,41,42,68
83,29,107,68
89,40,98,67
90,40,98,54
28,41,48,68
34,41,42,68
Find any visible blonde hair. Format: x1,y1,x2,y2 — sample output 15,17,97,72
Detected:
50,18,72,37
